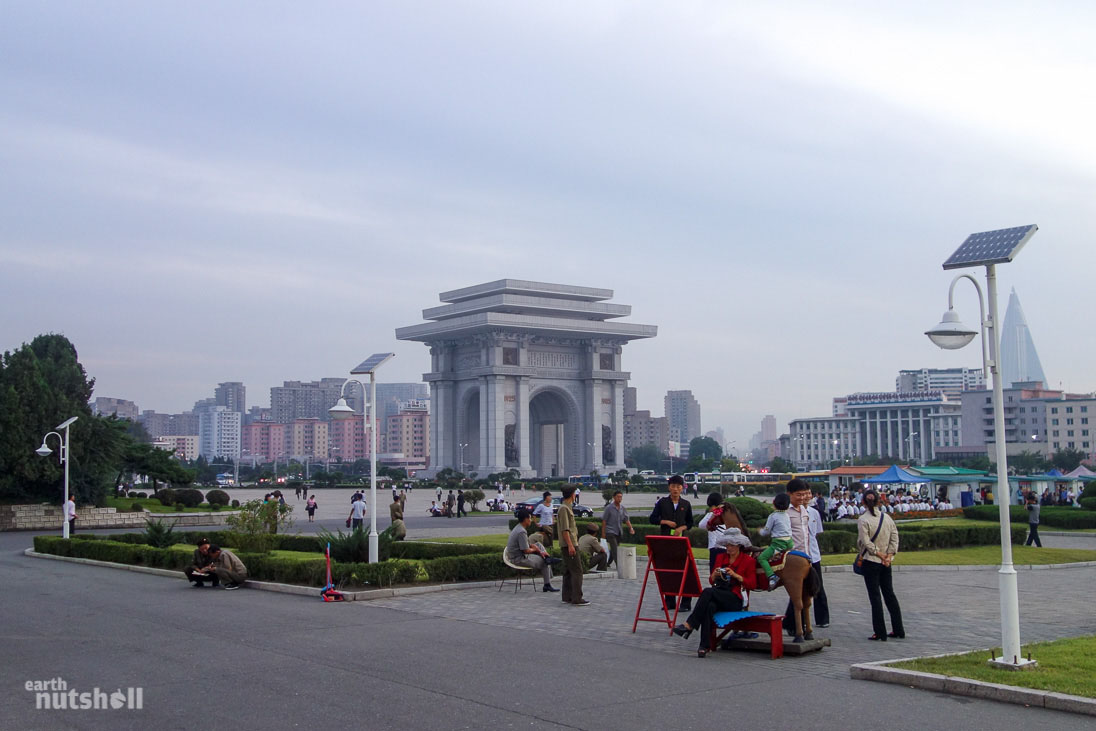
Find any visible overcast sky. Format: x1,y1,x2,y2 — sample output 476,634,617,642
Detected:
2,2,1094,453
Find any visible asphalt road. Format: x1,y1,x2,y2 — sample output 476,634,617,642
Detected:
2,527,1093,731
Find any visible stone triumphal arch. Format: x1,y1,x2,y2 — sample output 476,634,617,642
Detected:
395,279,656,478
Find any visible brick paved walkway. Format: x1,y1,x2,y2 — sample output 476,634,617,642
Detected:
369,563,1096,678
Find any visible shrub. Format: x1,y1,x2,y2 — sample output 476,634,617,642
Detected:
174,488,205,509
209,504,220,511
601,487,615,505
205,489,230,507
1080,497,1096,511
223,499,294,552
231,499,240,508
463,489,485,510
136,492,147,499
726,497,773,527
153,488,177,507
963,504,1096,529
129,501,144,512
317,525,398,563
142,519,179,549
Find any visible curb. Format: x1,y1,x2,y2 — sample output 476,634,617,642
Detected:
850,654,1096,716
22,549,616,601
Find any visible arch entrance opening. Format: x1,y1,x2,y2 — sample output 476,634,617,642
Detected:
529,390,577,479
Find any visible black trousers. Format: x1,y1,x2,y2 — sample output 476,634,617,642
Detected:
685,587,743,650
783,563,828,632
861,560,904,638
1025,523,1042,547
184,567,220,586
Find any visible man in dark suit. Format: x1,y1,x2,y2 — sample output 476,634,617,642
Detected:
652,474,694,611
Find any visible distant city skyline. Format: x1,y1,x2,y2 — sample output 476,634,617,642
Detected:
3,3,1094,453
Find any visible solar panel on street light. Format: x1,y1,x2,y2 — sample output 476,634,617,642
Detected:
350,353,395,375
942,225,1038,270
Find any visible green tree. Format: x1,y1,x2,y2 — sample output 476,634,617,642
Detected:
1009,450,1048,475
0,334,125,505
1050,448,1086,473
720,456,741,473
687,436,723,471
628,444,665,472
769,456,796,473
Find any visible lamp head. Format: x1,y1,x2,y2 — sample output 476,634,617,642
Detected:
328,397,356,420
925,309,978,350
36,443,53,458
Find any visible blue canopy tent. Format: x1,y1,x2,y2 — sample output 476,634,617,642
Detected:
861,465,930,499
861,465,925,484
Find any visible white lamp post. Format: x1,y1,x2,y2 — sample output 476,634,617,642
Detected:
329,354,394,564
36,416,78,539
925,224,1038,669
458,443,468,474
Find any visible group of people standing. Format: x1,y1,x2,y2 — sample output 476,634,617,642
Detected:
666,477,904,656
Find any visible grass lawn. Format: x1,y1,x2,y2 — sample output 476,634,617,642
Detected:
105,496,231,514
889,635,1096,698
820,545,1096,566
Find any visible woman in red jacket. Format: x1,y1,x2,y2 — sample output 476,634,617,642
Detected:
673,530,757,657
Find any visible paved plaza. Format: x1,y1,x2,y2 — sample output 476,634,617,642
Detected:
3,519,1096,730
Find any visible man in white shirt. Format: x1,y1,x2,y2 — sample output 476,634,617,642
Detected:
532,491,555,548
63,496,77,535
348,496,368,531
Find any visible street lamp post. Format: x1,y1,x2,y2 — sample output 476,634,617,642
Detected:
36,417,78,539
329,354,394,564
458,443,469,474
925,224,1039,670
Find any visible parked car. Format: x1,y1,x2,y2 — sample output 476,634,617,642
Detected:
514,496,594,518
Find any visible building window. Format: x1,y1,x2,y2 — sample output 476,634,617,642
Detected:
1051,407,1058,413
1067,406,1074,413
1067,418,1074,425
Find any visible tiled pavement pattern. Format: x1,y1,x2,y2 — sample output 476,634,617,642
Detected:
369,562,1096,679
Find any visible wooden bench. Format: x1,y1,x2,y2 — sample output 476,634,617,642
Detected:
710,611,785,659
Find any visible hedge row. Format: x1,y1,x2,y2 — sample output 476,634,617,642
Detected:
33,536,524,588
96,531,500,560
513,515,1024,554
963,505,1096,529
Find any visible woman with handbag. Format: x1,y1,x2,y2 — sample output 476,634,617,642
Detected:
856,489,904,641
671,531,757,657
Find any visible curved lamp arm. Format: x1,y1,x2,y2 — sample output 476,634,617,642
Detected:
947,273,990,379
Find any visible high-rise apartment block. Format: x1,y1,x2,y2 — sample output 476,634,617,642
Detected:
92,397,139,420
152,435,199,461
198,406,241,460
138,411,199,440
385,400,430,463
241,421,288,462
622,386,669,458
270,378,347,423
214,381,246,413
665,390,701,445
761,415,776,443
896,368,985,399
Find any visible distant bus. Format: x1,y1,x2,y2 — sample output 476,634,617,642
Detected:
216,473,235,487
567,475,598,486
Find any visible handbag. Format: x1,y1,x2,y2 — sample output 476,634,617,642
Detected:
852,513,885,575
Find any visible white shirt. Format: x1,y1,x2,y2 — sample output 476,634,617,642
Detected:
350,500,368,519
698,512,725,549
63,500,76,520
533,502,554,526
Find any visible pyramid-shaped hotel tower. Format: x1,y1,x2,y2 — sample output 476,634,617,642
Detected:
999,288,1047,388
